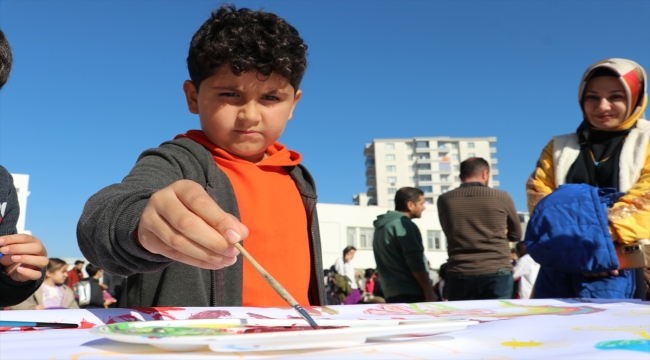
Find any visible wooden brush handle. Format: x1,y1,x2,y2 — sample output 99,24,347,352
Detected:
233,243,299,307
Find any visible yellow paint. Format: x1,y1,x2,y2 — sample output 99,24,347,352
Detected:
501,339,544,350
320,306,339,315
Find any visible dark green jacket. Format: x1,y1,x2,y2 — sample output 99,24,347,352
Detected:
372,211,428,299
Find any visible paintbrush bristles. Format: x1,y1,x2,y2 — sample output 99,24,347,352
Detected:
232,242,299,307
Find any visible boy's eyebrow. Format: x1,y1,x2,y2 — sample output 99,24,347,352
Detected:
211,86,289,95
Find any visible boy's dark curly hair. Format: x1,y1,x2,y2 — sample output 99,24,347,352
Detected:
0,29,12,90
187,4,307,92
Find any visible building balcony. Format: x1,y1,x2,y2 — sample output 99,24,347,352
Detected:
491,169,499,175
490,158,498,164
363,144,374,156
366,177,376,187
367,187,377,197
490,147,497,154
492,180,500,187
365,167,376,176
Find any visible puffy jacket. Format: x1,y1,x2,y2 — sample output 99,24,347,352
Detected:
525,184,636,298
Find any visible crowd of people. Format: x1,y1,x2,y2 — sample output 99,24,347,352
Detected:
4,258,124,310
0,5,648,311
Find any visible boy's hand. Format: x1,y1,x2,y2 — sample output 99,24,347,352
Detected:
0,234,48,282
137,180,248,270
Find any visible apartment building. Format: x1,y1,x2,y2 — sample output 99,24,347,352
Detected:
358,137,498,208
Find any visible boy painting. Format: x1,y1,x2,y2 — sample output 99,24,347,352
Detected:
77,6,325,307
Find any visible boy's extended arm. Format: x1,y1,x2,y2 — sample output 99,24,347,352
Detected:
76,140,211,276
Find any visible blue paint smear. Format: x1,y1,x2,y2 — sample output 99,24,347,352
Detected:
595,339,650,353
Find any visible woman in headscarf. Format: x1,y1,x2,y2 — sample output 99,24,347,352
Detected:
526,58,649,299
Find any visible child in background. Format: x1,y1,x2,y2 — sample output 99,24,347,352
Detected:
77,5,325,307
10,258,79,310
79,263,116,308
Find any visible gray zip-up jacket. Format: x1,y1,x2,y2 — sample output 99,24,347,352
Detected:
0,166,45,307
77,137,326,307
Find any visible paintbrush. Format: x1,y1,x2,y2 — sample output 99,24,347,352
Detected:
233,242,319,329
0,321,78,329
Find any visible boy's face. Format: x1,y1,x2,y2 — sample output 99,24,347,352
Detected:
183,66,302,163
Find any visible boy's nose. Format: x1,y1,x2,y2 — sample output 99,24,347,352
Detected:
238,101,262,124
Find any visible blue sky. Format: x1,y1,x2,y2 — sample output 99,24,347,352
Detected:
1,0,648,258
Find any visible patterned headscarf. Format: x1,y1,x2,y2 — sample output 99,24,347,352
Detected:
578,58,648,131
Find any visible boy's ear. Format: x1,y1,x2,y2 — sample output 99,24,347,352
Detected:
183,80,199,114
287,90,302,120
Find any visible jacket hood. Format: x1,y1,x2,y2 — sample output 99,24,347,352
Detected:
374,211,406,229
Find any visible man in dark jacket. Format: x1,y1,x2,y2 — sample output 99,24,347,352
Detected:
372,187,437,303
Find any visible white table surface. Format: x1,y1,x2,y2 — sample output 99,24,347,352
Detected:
1,299,648,359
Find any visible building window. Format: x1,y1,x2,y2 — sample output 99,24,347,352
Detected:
455,176,461,182
347,227,356,247
427,231,442,250
386,154,395,161
453,165,459,171
468,153,475,158
418,153,430,160
441,186,450,193
424,197,434,204
367,176,375,181
416,141,429,148
440,175,449,182
419,186,433,193
439,163,451,171
451,143,458,149
417,163,431,170
438,142,448,150
452,154,459,160
347,227,374,249
386,165,396,172
366,157,375,166
408,154,414,161
384,143,394,150
387,176,397,184
388,200,395,208
408,176,415,183
407,142,414,149
358,228,374,249
468,142,475,148
418,174,432,181
388,187,397,194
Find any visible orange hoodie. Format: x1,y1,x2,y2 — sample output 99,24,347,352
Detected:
176,130,311,306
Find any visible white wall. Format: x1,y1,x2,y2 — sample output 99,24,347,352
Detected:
317,203,449,271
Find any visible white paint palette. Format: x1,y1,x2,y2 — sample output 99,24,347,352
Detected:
91,318,477,352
